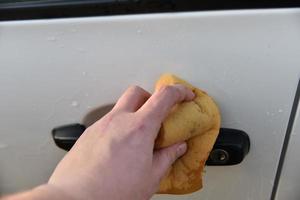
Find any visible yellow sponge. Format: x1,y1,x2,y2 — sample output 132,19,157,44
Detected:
155,74,221,194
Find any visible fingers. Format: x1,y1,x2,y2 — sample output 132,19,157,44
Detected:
139,84,194,122
113,86,151,112
138,84,194,136
152,142,187,180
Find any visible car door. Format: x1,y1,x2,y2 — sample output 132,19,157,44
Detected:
0,1,300,199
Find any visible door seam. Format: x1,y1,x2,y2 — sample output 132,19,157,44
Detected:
270,79,300,200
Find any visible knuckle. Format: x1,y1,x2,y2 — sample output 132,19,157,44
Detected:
136,112,155,127
159,85,176,97
163,150,176,163
126,116,148,135
160,85,173,92
125,123,149,146
133,118,148,132
128,85,143,93
132,123,147,134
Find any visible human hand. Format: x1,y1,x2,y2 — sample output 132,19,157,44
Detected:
48,84,195,200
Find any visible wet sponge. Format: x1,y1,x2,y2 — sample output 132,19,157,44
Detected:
155,74,221,194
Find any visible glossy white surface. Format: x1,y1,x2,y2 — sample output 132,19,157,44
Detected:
0,9,300,199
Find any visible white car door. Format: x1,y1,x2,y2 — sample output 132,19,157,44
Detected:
0,1,300,199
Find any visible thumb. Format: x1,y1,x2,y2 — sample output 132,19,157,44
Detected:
152,142,187,180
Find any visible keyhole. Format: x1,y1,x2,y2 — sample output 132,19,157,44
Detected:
209,149,229,164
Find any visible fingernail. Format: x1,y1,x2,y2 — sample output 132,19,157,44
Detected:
188,90,195,100
191,91,195,99
177,142,187,157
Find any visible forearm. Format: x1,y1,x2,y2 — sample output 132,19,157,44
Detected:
1,184,74,200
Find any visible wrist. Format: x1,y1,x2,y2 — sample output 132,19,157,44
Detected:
1,184,76,200
32,184,77,200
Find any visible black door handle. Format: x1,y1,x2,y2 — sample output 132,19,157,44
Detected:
206,128,250,165
52,124,86,151
52,124,250,166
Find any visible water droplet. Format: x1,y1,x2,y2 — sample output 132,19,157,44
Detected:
87,105,92,109
71,101,79,107
47,36,57,42
266,112,270,116
85,93,89,97
82,71,87,76
278,109,283,113
71,28,77,33
137,29,142,34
